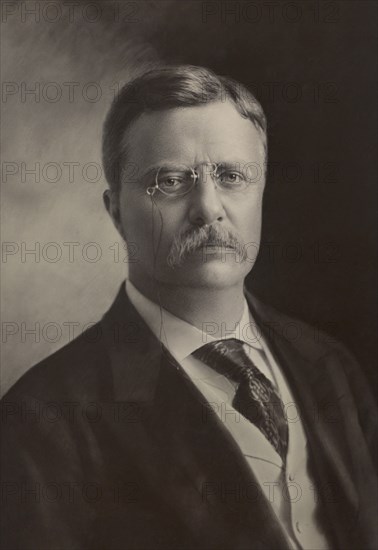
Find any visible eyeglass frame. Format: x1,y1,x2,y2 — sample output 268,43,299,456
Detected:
145,161,258,197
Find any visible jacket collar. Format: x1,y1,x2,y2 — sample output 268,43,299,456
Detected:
125,278,263,360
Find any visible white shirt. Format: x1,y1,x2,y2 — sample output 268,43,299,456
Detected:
125,279,331,550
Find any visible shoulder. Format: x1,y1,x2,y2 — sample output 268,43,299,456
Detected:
1,283,136,404
249,291,376,426
248,290,377,425
2,321,111,406
0,318,119,478
247,291,354,363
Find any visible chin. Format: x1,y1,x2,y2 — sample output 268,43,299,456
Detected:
163,260,251,289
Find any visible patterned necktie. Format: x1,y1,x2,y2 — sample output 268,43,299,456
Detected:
193,338,288,463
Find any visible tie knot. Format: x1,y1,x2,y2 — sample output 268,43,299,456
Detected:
192,338,252,383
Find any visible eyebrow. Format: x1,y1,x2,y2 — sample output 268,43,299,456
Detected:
138,159,258,181
138,162,182,182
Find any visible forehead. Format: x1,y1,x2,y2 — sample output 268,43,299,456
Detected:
123,101,265,171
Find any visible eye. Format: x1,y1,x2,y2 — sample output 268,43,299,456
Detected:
217,169,246,188
156,167,193,195
159,174,186,190
223,172,242,183
163,177,181,187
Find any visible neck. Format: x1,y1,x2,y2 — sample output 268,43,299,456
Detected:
129,276,246,338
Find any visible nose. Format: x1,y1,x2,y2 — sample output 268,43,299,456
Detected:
188,168,225,227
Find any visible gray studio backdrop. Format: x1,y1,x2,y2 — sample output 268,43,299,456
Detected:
1,3,164,394
2,0,377,395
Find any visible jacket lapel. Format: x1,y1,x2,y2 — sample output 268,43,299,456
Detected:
246,290,360,549
100,285,290,549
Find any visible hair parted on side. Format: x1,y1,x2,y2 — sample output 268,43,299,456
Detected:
102,64,267,194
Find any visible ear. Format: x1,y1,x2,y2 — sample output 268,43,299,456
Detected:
103,189,125,239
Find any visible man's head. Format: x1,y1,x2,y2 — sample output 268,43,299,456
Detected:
103,65,267,291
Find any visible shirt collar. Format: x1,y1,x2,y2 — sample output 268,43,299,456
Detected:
125,279,263,362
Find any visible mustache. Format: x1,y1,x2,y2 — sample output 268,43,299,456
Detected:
166,224,246,268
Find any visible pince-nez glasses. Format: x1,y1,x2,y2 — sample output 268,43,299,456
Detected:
146,161,259,197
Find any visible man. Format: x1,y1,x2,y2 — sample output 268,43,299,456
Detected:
1,65,377,550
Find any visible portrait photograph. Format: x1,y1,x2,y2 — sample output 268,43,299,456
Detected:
1,1,377,549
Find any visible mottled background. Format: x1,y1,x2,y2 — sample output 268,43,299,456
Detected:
1,0,377,394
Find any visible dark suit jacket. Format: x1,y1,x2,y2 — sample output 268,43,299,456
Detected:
1,284,377,550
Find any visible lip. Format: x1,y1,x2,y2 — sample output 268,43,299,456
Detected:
200,243,235,249
188,245,238,262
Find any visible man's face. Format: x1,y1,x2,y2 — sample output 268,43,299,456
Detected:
112,100,266,290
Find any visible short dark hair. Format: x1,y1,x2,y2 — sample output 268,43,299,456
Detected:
102,65,267,194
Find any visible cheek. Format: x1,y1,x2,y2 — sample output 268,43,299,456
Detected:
228,194,264,235
148,199,188,237
120,194,186,251
150,211,188,268
119,193,153,243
